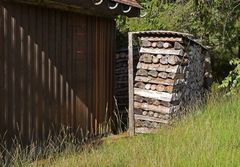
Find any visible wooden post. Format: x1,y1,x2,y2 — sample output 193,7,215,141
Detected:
128,32,135,136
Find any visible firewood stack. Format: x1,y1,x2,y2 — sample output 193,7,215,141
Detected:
133,33,212,132
115,49,139,124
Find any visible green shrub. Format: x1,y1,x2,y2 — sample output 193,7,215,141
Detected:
219,58,240,95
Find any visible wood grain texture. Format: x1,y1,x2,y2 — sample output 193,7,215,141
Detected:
0,1,115,143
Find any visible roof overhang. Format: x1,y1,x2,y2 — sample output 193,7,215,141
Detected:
131,30,208,50
7,0,141,18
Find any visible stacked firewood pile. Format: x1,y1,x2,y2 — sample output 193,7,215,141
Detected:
115,48,139,124
134,34,212,132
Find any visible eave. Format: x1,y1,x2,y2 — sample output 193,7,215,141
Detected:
6,0,141,18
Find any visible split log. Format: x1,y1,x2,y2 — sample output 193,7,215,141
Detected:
134,102,174,114
145,84,151,90
152,42,157,48
159,114,171,120
165,86,174,92
142,111,148,116
156,84,165,92
157,54,163,59
134,109,143,115
139,54,152,63
148,111,154,117
158,72,168,79
152,56,159,63
156,64,166,72
163,42,172,49
134,95,144,102
136,69,148,76
174,42,185,50
142,40,151,47
165,65,181,73
153,113,159,118
140,47,184,56
148,70,158,78
150,84,157,91
148,64,160,70
160,56,168,65
137,62,149,70
145,98,156,105
168,55,181,65
157,42,164,48
135,82,145,89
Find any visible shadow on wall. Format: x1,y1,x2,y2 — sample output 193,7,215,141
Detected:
0,2,114,145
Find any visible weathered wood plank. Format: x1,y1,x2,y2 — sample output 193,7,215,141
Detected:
134,88,172,102
141,37,183,43
135,114,169,124
140,47,184,56
134,88,182,101
128,32,135,136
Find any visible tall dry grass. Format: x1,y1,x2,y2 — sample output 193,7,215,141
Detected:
47,94,240,167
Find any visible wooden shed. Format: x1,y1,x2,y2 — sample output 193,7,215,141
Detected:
0,0,141,143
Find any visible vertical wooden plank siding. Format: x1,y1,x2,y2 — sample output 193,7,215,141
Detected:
0,4,4,135
0,1,115,143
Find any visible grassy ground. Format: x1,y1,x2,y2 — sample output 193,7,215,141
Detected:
26,95,240,167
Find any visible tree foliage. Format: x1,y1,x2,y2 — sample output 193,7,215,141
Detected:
219,58,240,95
116,0,240,82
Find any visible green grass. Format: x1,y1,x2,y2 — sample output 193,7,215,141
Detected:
30,95,240,167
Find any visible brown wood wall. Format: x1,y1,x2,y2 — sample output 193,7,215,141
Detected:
0,1,115,143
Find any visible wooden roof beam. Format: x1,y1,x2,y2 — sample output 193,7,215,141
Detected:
8,0,141,17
